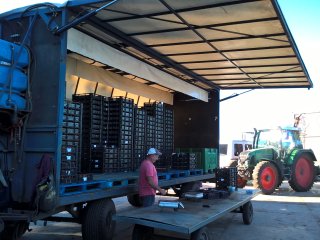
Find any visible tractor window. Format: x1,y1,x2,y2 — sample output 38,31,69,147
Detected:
245,144,252,150
234,144,243,156
257,130,281,149
282,130,302,149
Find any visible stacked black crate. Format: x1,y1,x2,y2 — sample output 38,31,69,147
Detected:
171,153,197,170
108,97,134,172
164,105,174,153
72,94,107,173
163,105,174,168
215,167,238,190
145,103,171,169
133,107,146,171
61,101,82,183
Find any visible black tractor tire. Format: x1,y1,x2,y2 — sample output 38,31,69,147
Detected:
289,153,315,192
0,221,29,240
242,201,253,225
127,193,142,207
252,161,279,195
132,224,154,240
82,198,116,240
191,227,212,240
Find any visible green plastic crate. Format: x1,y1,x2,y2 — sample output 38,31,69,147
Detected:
175,148,218,173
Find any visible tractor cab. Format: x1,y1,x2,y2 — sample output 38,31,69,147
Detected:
254,127,303,160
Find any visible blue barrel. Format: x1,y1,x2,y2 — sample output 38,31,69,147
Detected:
0,39,29,67
0,65,27,91
0,90,26,110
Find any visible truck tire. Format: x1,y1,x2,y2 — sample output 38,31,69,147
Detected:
191,227,212,240
127,193,142,207
132,224,154,240
289,153,315,192
242,201,253,225
82,198,116,240
0,222,29,240
253,161,279,195
180,181,201,194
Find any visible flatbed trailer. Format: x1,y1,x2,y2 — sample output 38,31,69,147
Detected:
116,189,260,240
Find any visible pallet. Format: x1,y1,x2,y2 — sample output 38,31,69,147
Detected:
60,177,136,196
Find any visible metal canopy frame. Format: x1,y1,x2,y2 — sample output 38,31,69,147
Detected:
67,0,311,91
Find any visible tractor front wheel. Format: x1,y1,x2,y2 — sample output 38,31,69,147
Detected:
289,153,315,192
253,161,279,195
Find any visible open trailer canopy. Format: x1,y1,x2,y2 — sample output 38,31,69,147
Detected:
1,0,312,93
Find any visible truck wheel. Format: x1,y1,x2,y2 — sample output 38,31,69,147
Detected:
289,153,315,192
127,193,142,207
242,201,253,225
191,227,212,240
253,161,278,195
180,181,201,196
132,224,154,240
0,222,29,240
82,198,116,240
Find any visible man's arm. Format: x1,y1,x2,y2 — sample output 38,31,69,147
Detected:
146,176,166,195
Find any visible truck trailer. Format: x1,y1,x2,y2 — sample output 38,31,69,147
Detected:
0,0,312,239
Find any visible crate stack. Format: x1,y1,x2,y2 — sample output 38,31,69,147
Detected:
61,101,82,183
133,107,146,170
108,97,134,172
164,105,174,156
171,152,197,170
215,167,238,190
72,94,108,173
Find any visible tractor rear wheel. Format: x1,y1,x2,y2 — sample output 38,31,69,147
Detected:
253,161,279,195
289,153,315,192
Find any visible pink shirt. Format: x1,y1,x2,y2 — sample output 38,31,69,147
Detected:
139,159,158,196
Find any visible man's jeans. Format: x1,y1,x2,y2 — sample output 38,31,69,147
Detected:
140,195,155,207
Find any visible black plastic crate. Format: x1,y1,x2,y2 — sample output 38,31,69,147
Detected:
171,153,197,170
215,167,238,190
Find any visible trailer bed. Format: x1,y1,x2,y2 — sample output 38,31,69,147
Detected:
116,189,260,236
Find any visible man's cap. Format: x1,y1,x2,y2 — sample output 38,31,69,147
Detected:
147,148,162,156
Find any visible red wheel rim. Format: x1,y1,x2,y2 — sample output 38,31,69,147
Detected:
295,157,313,187
261,166,276,190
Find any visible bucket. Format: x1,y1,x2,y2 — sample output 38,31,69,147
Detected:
0,39,29,67
0,91,26,110
0,65,27,91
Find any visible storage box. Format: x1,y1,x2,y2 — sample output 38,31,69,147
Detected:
175,148,218,173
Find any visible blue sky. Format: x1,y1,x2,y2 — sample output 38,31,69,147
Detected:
220,0,320,142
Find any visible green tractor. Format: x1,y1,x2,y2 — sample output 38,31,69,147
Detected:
236,127,317,194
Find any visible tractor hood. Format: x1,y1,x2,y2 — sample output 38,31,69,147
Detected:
239,147,277,163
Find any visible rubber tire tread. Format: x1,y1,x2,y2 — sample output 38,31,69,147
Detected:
252,161,278,195
289,153,315,192
127,193,142,207
82,198,116,240
0,222,28,240
242,201,253,225
191,227,212,240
